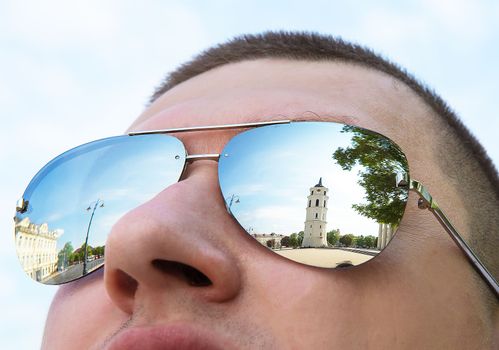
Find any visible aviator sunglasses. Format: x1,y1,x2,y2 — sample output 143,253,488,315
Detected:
14,120,498,296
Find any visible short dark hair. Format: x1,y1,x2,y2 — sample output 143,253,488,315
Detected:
150,31,498,290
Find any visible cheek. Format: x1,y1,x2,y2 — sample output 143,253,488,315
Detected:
42,274,129,350
240,220,485,349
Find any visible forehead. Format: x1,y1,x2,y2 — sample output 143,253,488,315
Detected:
130,59,433,136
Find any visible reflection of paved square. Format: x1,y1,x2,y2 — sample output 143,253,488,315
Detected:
275,248,373,267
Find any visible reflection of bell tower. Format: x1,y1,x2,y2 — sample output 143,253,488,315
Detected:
302,178,328,247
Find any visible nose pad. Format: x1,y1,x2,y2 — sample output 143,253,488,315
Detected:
103,164,242,315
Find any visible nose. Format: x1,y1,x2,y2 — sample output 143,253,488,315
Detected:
104,161,243,315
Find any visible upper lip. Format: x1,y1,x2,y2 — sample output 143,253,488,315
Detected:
104,322,234,350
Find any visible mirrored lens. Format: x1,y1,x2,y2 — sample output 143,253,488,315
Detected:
14,135,186,284
219,122,409,268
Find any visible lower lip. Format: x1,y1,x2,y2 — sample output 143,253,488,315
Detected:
105,324,228,350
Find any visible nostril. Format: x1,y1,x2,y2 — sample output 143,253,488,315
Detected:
115,269,139,298
152,259,212,287
181,264,213,287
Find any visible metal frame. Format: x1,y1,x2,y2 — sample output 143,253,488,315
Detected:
18,119,497,296
128,119,291,136
131,119,498,297
397,176,499,297
186,154,220,163
130,119,292,162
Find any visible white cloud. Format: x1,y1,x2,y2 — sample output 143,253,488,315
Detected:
421,0,492,40
252,204,301,221
357,9,431,45
227,183,266,196
1,0,120,48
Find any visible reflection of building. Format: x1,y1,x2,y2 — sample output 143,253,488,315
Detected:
302,178,329,247
253,233,284,249
377,223,394,250
14,217,61,282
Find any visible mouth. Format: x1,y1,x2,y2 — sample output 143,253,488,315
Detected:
105,323,232,350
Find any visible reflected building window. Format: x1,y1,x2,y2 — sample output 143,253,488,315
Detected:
14,216,62,283
308,200,311,207
315,199,319,207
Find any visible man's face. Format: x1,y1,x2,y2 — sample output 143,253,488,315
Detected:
42,59,492,349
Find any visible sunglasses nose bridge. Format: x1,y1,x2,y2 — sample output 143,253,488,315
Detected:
185,153,221,163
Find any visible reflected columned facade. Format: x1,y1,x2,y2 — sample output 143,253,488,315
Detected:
14,217,61,282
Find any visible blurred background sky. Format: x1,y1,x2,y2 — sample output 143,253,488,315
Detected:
1,1,497,348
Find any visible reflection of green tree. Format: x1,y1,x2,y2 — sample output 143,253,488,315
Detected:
82,244,93,258
57,242,74,269
355,235,377,248
298,231,304,245
70,244,94,264
70,248,82,264
93,246,105,258
281,236,290,247
266,239,275,248
339,234,355,247
288,232,304,248
365,235,376,248
289,233,299,248
332,125,409,225
327,230,340,245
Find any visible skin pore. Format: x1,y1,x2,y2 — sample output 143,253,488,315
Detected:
42,59,496,349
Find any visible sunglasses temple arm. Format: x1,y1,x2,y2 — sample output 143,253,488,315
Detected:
409,180,499,298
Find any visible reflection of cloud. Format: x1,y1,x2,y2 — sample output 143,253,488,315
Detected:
100,188,130,200
252,205,301,220
329,206,378,236
229,183,265,196
96,211,125,231
98,187,158,204
235,204,304,234
90,195,149,246
45,212,63,222
229,182,305,201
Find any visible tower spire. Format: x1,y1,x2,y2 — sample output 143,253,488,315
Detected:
315,177,323,187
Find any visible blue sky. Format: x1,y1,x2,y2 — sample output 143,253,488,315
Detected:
219,122,387,236
1,1,498,349
18,134,185,252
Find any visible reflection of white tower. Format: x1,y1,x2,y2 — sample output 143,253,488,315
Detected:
302,178,329,247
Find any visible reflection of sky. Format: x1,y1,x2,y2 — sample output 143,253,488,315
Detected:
219,122,397,236
18,135,185,251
